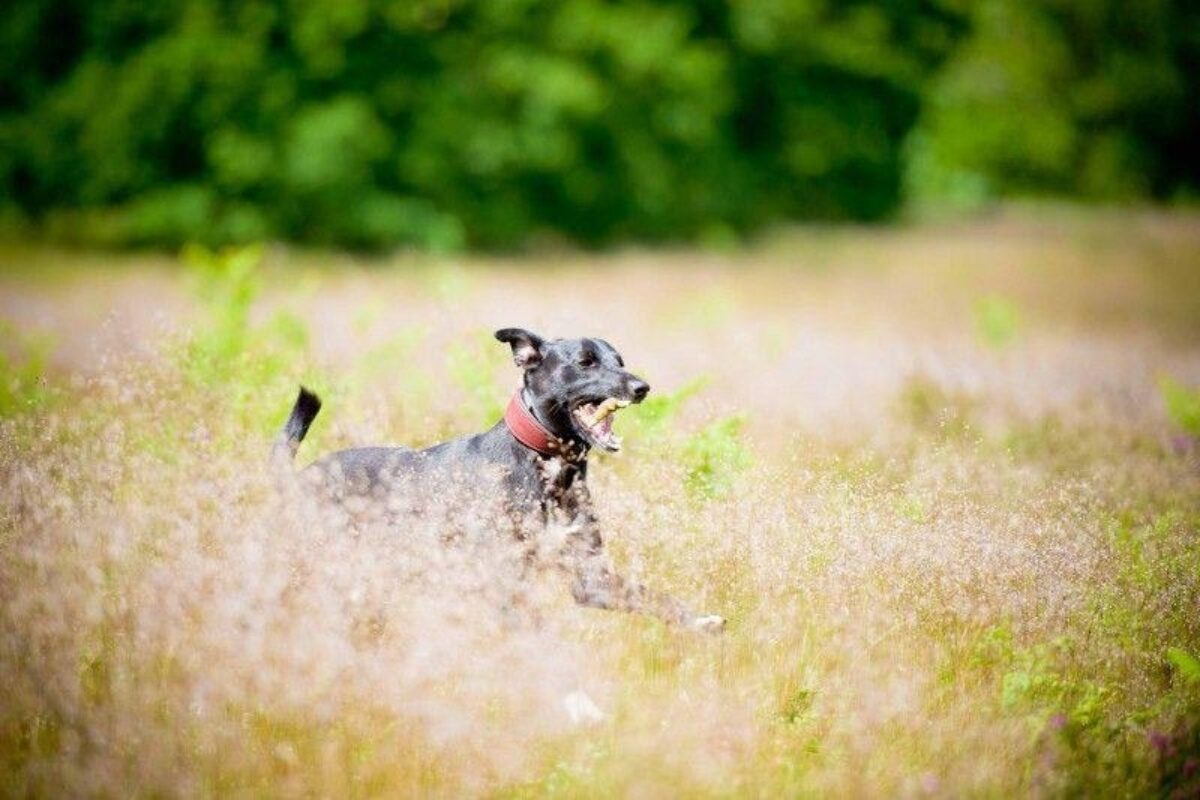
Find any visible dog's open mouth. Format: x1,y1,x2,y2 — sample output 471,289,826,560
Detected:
572,397,631,452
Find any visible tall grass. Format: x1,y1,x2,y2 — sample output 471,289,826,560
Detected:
1,210,1199,796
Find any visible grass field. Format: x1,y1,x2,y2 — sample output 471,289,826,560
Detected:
2,207,1199,797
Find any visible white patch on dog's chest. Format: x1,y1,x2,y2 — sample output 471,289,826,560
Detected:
539,456,566,483
534,456,589,556
536,455,581,496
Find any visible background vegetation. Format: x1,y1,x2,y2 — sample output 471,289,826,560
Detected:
2,0,1198,793
2,0,1197,249
1,210,1198,796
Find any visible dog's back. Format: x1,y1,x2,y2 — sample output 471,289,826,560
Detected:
273,387,535,518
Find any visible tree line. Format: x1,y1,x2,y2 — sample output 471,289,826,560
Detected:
1,0,1196,250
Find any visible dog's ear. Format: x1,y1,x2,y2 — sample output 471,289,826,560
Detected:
495,328,546,369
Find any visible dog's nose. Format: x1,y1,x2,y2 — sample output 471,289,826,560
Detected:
629,378,650,401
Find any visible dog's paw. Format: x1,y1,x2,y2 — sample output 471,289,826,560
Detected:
562,689,607,725
689,614,727,635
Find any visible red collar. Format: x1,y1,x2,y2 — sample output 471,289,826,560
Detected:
504,392,582,459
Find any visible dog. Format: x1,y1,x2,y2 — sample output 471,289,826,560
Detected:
274,328,725,634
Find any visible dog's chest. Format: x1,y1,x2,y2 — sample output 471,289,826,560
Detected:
536,455,580,495
534,456,592,516
529,455,602,556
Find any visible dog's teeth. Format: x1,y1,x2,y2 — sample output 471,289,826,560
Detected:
575,406,597,426
616,399,631,408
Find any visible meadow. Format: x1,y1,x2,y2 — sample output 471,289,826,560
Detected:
1,206,1199,797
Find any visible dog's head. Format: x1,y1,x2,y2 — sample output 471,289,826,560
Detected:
495,328,649,453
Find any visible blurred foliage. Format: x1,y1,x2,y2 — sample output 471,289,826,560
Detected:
0,321,53,418
623,375,709,440
0,0,1195,248
682,413,751,498
907,0,1200,207
974,294,1021,347
448,335,504,429
1166,647,1200,684
1159,376,1200,438
611,375,752,498
897,373,975,439
178,243,312,436
183,242,267,375
3,0,1192,250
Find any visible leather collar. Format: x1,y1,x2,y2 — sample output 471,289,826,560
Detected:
503,392,584,460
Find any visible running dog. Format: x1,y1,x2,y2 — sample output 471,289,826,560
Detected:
274,328,725,633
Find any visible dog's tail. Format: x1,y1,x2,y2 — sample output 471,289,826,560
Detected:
272,386,322,468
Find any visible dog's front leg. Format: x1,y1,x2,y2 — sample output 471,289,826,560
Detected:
551,480,724,633
566,542,725,634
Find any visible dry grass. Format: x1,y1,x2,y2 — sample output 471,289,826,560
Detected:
1,206,1199,797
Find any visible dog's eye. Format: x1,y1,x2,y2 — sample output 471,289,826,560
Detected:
578,353,597,368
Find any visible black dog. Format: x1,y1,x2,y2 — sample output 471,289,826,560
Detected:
274,328,725,633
